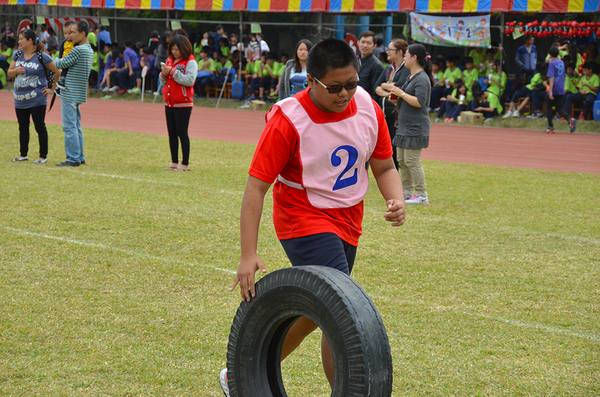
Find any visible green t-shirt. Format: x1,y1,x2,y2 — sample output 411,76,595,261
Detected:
565,75,579,94
580,74,600,95
91,52,99,73
198,58,216,73
468,48,486,67
434,71,444,86
220,46,230,58
443,67,463,86
261,63,278,78
486,71,507,97
487,92,503,114
0,46,13,60
525,72,543,91
462,68,479,92
0,68,6,86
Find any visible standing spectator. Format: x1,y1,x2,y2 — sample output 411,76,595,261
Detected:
213,25,224,51
148,30,159,52
377,38,410,170
154,33,169,81
117,41,140,94
563,63,599,121
544,46,576,134
37,24,49,50
277,39,312,100
515,35,537,82
229,33,240,53
357,30,384,101
46,27,58,52
53,20,93,166
194,46,216,97
96,25,111,49
258,33,270,53
160,35,197,172
220,38,405,397
387,43,433,204
8,28,60,163
586,42,600,65
248,33,261,62
1,21,14,41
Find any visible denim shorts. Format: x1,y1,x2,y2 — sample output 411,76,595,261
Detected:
279,233,357,275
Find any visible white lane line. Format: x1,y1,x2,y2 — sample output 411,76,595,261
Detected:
3,226,237,275
371,297,600,344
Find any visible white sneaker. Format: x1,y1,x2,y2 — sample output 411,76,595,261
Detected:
102,86,110,92
406,195,429,204
502,111,512,119
220,368,230,397
109,86,119,92
512,110,520,118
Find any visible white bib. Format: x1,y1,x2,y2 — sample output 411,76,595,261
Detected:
276,87,379,209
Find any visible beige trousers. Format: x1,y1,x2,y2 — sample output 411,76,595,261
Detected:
396,148,427,198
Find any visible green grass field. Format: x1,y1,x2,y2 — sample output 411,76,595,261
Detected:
1,120,598,396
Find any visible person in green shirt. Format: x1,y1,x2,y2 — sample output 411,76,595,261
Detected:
469,88,502,119
468,47,486,70
503,69,543,118
195,46,216,97
479,49,495,76
0,38,13,71
564,63,580,95
462,56,479,101
215,53,234,84
563,63,600,120
430,59,445,110
442,54,462,97
485,60,507,100
258,52,279,100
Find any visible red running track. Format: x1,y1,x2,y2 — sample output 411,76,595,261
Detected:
1,91,599,175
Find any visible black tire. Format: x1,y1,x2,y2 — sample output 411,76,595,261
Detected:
226,265,393,397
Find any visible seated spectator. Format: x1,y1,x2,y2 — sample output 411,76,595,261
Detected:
128,46,155,94
485,60,507,101
116,41,141,94
504,67,544,118
219,37,230,58
430,59,444,110
436,81,468,123
258,52,279,100
109,47,126,92
101,47,120,92
480,49,495,75
528,64,549,118
194,46,216,97
441,54,462,98
468,46,486,71
245,53,264,100
462,56,479,101
0,38,14,72
563,62,580,104
563,62,599,120
214,53,234,84
468,88,502,119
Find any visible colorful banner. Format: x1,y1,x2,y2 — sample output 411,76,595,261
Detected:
411,12,491,48
512,0,600,13
413,0,509,12
38,0,102,6
104,0,173,8
173,0,245,10
246,0,327,11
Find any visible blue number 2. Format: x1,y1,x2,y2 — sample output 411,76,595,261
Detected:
331,145,359,191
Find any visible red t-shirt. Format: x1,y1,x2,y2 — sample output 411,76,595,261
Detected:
249,88,392,246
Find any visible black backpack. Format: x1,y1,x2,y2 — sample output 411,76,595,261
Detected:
15,50,55,88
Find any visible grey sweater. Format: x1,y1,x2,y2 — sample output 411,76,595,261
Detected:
393,70,431,149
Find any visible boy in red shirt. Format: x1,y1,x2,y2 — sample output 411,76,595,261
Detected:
221,38,405,396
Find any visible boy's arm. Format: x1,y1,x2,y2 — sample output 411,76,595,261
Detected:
231,175,270,302
548,76,554,99
369,157,405,227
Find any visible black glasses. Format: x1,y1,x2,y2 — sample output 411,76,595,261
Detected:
314,76,360,94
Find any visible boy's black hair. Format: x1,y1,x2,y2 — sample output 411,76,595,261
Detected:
124,40,133,48
582,62,594,70
464,56,473,64
548,46,559,58
307,38,360,80
566,63,576,70
486,48,495,55
265,52,277,60
200,45,210,54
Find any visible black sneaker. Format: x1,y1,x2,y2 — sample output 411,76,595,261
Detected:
56,161,80,167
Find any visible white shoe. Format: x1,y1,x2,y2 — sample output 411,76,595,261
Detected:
219,368,230,397
109,86,119,92
502,111,512,119
102,86,110,92
512,110,520,118
406,195,429,204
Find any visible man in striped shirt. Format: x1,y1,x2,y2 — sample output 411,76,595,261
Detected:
53,21,93,167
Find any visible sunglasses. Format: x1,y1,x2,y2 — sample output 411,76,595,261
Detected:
314,76,360,94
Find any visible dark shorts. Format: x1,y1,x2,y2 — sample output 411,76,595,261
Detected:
279,233,357,275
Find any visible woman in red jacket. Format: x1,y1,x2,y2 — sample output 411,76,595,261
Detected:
160,34,198,171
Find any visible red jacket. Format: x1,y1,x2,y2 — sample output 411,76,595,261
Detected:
162,55,196,108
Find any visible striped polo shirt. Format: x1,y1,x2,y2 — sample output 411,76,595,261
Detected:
54,43,93,104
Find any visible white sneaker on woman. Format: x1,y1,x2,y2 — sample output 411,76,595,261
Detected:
220,368,230,397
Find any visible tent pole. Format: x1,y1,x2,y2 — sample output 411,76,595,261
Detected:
318,12,322,41
114,8,117,43
239,11,243,82
166,9,169,30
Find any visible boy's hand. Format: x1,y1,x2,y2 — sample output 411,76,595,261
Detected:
231,254,267,302
384,199,405,227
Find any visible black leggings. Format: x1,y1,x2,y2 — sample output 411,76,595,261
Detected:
546,94,571,128
15,105,48,158
165,106,192,165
